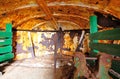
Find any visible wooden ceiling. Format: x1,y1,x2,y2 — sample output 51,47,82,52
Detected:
0,0,120,30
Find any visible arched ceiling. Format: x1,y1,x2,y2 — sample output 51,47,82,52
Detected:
0,0,120,30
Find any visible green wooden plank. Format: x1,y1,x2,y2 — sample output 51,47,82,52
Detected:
90,15,98,34
90,28,120,40
0,46,12,54
89,43,120,56
110,60,120,79
89,51,98,57
111,60,120,74
0,53,14,62
0,38,12,46
0,32,12,38
90,15,99,54
6,23,12,32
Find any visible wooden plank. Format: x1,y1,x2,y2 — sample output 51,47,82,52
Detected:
0,38,12,46
0,23,14,63
0,46,12,54
90,15,98,34
89,43,120,56
36,0,58,30
90,28,120,40
0,32,12,38
89,15,99,54
6,23,12,32
0,53,14,62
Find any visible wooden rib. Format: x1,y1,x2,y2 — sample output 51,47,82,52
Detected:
36,0,58,30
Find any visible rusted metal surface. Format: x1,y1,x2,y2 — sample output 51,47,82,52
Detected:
73,52,116,79
0,6,90,30
74,52,96,79
0,0,120,30
62,31,81,53
28,32,35,58
97,53,112,79
0,1,119,78
12,30,83,60
13,31,56,60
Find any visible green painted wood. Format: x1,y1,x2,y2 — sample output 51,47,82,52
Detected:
90,28,120,40
0,53,14,62
90,16,98,34
110,60,120,79
90,15,99,54
0,32,12,38
111,61,120,74
0,23,14,63
89,16,120,79
89,51,98,57
6,23,12,32
0,45,12,54
89,43,120,56
0,38,12,46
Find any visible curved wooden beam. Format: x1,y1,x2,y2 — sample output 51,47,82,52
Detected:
36,0,58,30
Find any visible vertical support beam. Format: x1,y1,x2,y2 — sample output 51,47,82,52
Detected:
90,16,98,34
53,33,58,79
89,15,99,54
6,23,12,32
28,32,35,58
36,0,58,30
6,23,13,52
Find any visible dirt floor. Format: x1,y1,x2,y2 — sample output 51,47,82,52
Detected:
0,54,75,79
0,55,54,79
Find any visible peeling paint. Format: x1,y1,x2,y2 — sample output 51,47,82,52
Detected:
13,31,56,60
13,30,82,60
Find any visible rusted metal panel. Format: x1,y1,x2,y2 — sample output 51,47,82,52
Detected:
13,30,83,60
13,31,56,60
62,31,82,52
